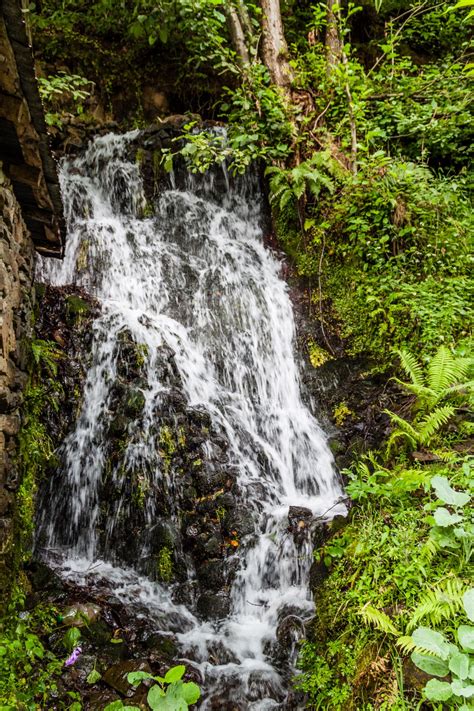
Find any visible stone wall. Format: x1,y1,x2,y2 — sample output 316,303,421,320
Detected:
0,163,35,612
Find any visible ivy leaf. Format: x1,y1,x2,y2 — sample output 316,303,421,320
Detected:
431,476,470,507
164,665,186,684
424,678,453,701
181,681,201,704
147,685,167,710
449,651,470,680
412,627,451,660
434,507,463,527
463,589,474,622
411,652,449,677
127,671,154,685
458,626,474,653
86,669,101,684
451,679,474,698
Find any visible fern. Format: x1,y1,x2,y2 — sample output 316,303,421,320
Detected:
358,604,401,636
417,405,456,445
398,349,425,390
427,346,472,395
407,578,467,631
396,635,426,656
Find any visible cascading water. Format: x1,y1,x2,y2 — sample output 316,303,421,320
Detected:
36,132,345,709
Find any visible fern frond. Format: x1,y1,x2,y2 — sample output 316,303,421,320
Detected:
397,349,425,390
385,429,417,453
384,410,419,438
427,346,467,394
396,635,442,658
407,578,467,631
396,635,419,655
280,189,295,211
359,604,400,636
420,536,439,563
417,405,456,445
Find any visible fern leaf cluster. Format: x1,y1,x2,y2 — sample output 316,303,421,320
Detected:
407,578,468,631
358,604,401,636
385,346,473,453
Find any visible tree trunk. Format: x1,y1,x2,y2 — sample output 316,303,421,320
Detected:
225,1,250,66
325,1,342,75
259,0,293,90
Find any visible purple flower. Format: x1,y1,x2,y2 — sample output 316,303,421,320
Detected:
64,646,82,667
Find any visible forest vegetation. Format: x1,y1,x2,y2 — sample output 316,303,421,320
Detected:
0,0,473,709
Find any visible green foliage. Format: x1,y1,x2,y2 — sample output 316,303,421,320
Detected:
104,664,201,710
298,352,472,708
164,64,294,175
398,590,474,707
37,71,92,127
384,347,473,452
426,473,473,568
0,613,62,708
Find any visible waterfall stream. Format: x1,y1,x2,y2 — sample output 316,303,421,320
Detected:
36,132,345,709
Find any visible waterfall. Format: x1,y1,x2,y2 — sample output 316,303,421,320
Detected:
36,132,345,709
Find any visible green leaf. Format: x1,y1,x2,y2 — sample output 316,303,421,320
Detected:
463,589,474,622
63,627,81,652
86,669,101,684
147,684,166,709
458,626,474,653
449,651,470,680
451,679,474,698
434,507,463,527
164,665,186,683
431,476,470,507
424,678,453,701
181,681,201,704
412,627,451,660
127,671,154,685
411,652,449,677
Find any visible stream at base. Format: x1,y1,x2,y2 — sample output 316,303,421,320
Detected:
36,132,345,709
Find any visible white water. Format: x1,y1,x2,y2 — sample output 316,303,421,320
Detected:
37,133,345,708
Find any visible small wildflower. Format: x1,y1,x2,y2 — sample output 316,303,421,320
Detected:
64,646,82,667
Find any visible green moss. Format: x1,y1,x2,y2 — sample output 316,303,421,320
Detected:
177,426,186,448
76,239,90,271
135,342,149,368
159,425,176,472
215,505,226,522
132,471,149,508
307,338,333,368
66,294,90,314
156,546,173,583
333,401,353,427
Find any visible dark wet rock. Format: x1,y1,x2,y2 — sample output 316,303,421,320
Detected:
171,580,198,607
124,388,146,417
103,658,152,696
81,618,114,647
309,559,329,591
224,506,254,538
197,591,231,620
276,614,305,650
142,630,179,661
288,506,313,544
62,602,101,627
196,559,227,591
88,688,121,710
207,640,240,665
329,513,348,534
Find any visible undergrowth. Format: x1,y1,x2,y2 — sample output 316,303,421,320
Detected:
297,348,474,709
